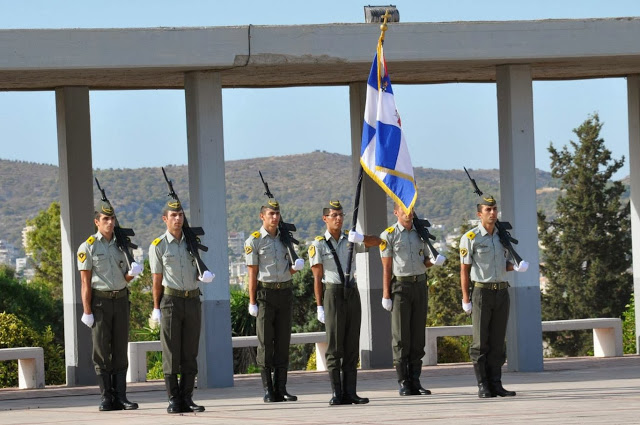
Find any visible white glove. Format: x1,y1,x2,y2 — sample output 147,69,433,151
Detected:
128,261,143,277
81,313,94,328
151,308,162,322
248,303,258,317
317,306,325,323
462,300,472,315
513,260,529,273
348,230,364,243
382,297,393,312
432,254,446,266
198,270,215,283
292,258,305,271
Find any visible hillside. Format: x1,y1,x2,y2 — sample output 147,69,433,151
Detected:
0,152,579,256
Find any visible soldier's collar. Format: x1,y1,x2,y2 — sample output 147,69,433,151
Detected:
165,230,184,243
324,229,344,242
478,223,491,236
260,226,279,238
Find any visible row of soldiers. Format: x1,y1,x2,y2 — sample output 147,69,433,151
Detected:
77,183,528,413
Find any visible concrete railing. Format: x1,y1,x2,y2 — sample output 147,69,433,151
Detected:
0,347,45,389
423,318,624,366
127,332,328,383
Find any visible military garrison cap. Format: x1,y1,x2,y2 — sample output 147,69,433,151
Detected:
262,199,280,211
323,200,343,215
96,200,114,216
162,199,183,213
478,194,497,207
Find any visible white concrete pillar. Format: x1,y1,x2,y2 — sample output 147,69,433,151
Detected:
56,87,96,385
185,71,234,387
627,75,640,354
496,65,544,372
349,82,393,369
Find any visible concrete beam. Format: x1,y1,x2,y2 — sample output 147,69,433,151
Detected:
496,64,544,372
56,87,96,386
185,71,234,388
627,75,640,354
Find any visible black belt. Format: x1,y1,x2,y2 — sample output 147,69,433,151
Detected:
93,288,128,299
258,280,293,290
474,281,509,290
164,287,201,298
394,274,427,283
324,282,357,290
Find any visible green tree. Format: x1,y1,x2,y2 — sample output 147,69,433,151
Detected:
622,293,636,354
25,202,63,298
538,114,632,356
128,260,154,341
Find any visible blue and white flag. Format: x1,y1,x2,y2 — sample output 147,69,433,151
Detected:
360,49,417,215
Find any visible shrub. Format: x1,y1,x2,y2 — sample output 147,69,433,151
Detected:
623,293,636,354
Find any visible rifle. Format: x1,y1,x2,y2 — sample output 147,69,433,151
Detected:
258,171,300,266
94,178,138,268
463,167,523,265
161,167,210,276
412,215,441,260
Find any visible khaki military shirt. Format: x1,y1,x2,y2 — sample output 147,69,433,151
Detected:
459,224,509,283
244,227,292,283
379,221,429,277
308,229,365,285
77,232,128,291
149,230,199,291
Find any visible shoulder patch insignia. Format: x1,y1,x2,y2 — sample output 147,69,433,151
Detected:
460,247,468,257
77,252,87,263
308,245,316,258
86,236,95,245
386,226,395,233
315,236,325,241
465,230,476,240
152,238,162,246
251,231,260,238
245,245,253,255
380,240,387,251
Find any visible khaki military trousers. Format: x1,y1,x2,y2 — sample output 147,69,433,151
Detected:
323,284,361,373
160,294,202,376
91,293,130,375
391,278,427,371
256,286,293,369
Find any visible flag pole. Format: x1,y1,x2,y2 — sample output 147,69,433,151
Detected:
344,10,391,293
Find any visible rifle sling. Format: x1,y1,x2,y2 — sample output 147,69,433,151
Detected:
324,238,346,286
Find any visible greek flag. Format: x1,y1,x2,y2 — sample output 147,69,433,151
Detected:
360,49,417,215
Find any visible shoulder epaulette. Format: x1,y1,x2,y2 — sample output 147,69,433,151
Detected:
152,238,162,246
86,236,95,245
465,230,476,240
315,235,325,241
251,231,260,238
343,230,349,235
386,226,395,233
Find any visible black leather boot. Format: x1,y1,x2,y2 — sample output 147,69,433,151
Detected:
165,374,183,413
473,363,495,398
342,368,369,404
408,362,431,395
328,369,342,406
111,372,138,410
395,362,412,396
97,373,114,411
490,380,516,397
180,374,205,412
261,368,283,402
274,367,297,401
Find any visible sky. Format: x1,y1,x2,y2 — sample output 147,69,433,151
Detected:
1,0,639,179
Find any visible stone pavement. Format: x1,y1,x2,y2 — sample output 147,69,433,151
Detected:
1,356,639,424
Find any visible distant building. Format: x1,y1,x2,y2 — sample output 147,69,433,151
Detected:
229,261,248,287
15,257,36,281
22,225,35,256
0,239,17,266
228,231,245,257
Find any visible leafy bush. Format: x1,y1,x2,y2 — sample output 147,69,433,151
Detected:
437,336,471,363
0,312,65,387
623,293,636,354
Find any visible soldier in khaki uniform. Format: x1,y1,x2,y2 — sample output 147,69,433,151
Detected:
245,200,305,403
380,203,444,396
309,200,381,406
77,200,142,411
459,195,528,398
149,200,214,414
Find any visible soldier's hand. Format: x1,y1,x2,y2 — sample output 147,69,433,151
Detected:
381,297,392,312
128,261,143,277
462,300,472,315
348,230,364,243
317,306,325,324
513,260,529,273
151,308,162,322
433,254,446,266
292,258,305,271
198,270,215,283
81,313,94,328
248,303,259,317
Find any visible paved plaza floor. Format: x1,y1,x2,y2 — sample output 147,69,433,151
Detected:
1,356,639,424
